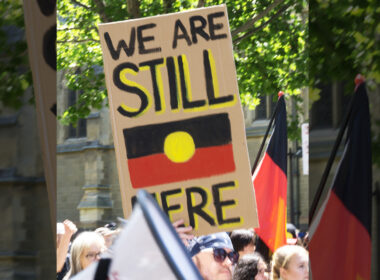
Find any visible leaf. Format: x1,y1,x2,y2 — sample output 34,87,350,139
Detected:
353,32,367,44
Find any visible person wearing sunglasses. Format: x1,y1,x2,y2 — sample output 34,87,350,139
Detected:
187,232,239,280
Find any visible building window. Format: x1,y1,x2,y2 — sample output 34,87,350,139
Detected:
67,89,86,138
310,82,351,130
255,95,276,120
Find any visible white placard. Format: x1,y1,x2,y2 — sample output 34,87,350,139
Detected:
301,123,309,175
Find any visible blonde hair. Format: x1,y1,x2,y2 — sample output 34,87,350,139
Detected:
64,231,105,279
271,245,308,280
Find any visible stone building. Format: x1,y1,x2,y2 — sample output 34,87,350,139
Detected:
0,90,55,279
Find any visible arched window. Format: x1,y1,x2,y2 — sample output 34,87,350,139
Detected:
67,89,86,138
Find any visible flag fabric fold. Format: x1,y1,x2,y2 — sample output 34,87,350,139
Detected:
309,82,372,280
253,95,288,253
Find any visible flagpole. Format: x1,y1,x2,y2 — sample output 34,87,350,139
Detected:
309,75,365,222
251,92,284,175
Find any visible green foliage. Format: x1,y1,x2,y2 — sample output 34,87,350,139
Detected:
57,0,308,138
0,0,33,110
309,0,380,90
226,0,308,104
287,94,304,141
309,0,380,166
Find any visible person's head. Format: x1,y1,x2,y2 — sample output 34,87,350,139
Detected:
188,232,239,280
67,231,106,277
286,224,297,238
230,229,255,256
271,245,309,280
286,223,299,245
233,252,268,280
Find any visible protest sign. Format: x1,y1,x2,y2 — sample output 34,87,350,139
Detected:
99,4,258,234
23,0,56,232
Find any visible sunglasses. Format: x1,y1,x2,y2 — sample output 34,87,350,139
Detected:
212,248,239,265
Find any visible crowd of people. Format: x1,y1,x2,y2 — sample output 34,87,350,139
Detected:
56,219,309,280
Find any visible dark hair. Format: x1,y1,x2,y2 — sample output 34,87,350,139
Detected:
105,222,117,230
230,229,255,252
232,253,264,280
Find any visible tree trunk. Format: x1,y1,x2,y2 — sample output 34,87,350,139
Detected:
92,0,110,22
197,0,205,8
127,0,140,18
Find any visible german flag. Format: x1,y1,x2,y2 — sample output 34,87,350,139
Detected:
253,94,287,253
309,82,372,280
123,113,236,188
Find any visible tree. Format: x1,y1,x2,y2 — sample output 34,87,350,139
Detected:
0,0,33,110
309,0,380,166
57,0,308,136
309,0,379,91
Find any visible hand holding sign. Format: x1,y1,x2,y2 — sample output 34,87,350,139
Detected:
172,218,194,246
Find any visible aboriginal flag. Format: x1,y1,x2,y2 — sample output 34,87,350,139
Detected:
309,82,372,280
253,94,287,253
123,113,236,188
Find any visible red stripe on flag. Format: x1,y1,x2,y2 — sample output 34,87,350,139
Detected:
128,144,235,188
253,153,287,252
309,191,371,280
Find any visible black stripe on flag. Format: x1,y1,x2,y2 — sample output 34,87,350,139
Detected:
266,96,287,175
332,83,372,234
124,113,232,159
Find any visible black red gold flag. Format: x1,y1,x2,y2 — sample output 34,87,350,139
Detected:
309,82,372,280
253,94,287,252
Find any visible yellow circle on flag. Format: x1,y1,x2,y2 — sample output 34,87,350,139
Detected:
164,131,195,163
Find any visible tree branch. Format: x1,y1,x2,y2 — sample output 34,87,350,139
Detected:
57,38,99,43
57,27,97,31
93,0,110,22
231,0,284,38
233,3,292,44
163,0,175,13
70,0,91,10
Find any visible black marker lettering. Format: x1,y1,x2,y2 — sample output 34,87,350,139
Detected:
137,23,161,54
104,30,136,60
203,49,234,105
208,12,227,40
113,62,149,117
212,181,240,225
186,187,215,227
178,55,206,109
139,58,164,112
161,189,182,217
172,19,192,49
189,15,210,44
